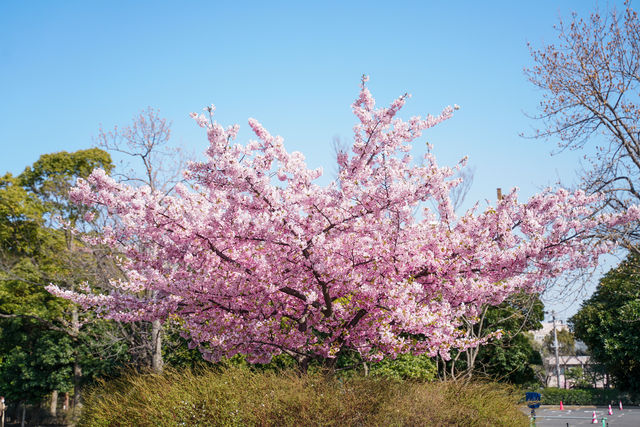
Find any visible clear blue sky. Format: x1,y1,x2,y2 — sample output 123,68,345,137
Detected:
0,0,628,319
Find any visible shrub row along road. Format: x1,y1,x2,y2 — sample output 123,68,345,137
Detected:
531,406,640,426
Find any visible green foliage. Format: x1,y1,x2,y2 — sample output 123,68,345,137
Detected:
160,328,204,369
476,294,543,385
177,348,437,382
542,328,575,356
249,354,298,373
442,293,544,385
0,149,117,404
19,148,113,225
79,366,527,427
0,317,74,403
369,353,437,381
564,367,591,389
570,252,640,392
20,149,113,190
476,331,542,385
0,257,69,319
0,167,74,402
491,293,545,332
0,173,45,257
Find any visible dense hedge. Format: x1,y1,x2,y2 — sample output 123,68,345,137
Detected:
537,387,640,405
79,366,527,426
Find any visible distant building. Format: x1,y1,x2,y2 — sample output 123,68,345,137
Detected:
532,321,568,344
533,322,605,388
543,355,604,388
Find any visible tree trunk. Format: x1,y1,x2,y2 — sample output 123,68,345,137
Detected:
72,307,83,410
151,319,163,373
73,361,82,410
50,390,58,417
298,356,310,374
438,357,446,381
20,403,25,427
322,356,339,375
464,346,480,379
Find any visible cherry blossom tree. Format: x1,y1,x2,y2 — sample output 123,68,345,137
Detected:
48,77,640,371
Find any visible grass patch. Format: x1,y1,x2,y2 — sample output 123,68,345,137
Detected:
79,366,527,426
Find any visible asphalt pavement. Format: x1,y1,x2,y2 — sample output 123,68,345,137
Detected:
526,406,640,426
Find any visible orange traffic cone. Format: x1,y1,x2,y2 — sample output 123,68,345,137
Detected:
619,400,623,410
559,400,564,410
608,404,613,415
591,411,598,424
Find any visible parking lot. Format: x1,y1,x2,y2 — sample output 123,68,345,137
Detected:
527,406,640,426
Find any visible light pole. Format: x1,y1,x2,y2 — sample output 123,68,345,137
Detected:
551,311,561,388
543,310,562,387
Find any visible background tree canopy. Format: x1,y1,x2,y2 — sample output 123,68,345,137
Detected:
543,328,576,357
570,252,640,392
473,294,543,385
0,149,116,405
439,293,544,385
0,148,219,408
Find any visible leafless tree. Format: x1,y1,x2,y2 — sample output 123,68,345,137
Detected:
97,107,188,195
526,0,640,249
96,107,191,373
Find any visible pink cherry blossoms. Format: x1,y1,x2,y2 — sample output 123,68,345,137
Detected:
48,77,640,367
